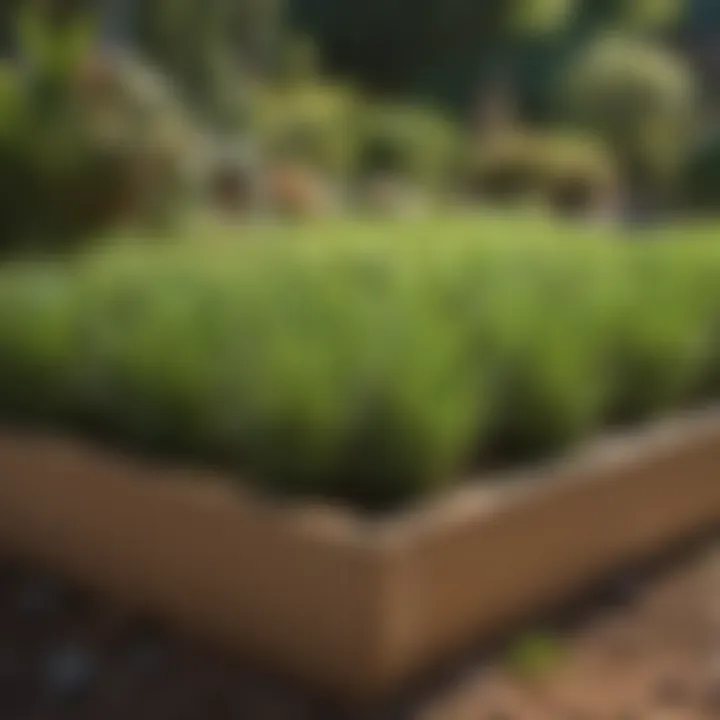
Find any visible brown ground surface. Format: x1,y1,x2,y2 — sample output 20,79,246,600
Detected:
420,535,720,720
1,531,720,720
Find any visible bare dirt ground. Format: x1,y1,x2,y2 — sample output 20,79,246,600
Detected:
1,529,719,720
420,533,720,720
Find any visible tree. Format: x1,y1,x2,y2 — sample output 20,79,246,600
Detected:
288,0,689,103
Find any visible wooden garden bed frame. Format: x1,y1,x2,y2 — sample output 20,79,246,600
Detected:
0,410,719,698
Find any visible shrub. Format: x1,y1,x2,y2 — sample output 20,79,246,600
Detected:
464,130,619,217
0,13,101,250
357,103,459,189
250,40,360,180
562,35,696,190
463,130,543,205
251,81,358,177
536,133,619,217
0,13,197,254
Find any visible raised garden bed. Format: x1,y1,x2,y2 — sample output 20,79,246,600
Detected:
1,408,719,699
2,230,720,698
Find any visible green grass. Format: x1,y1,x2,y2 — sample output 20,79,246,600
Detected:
1,215,719,510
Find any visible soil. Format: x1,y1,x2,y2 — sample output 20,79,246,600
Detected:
1,531,720,720
420,532,720,720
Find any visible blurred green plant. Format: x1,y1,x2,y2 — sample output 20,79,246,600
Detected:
512,0,579,37
250,55,359,178
0,7,197,253
608,241,718,422
2,219,720,509
537,132,619,216
357,102,460,188
0,8,103,249
463,129,619,217
464,130,543,205
562,35,697,191
505,632,564,679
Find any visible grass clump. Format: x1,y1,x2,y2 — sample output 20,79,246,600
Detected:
1,219,720,510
